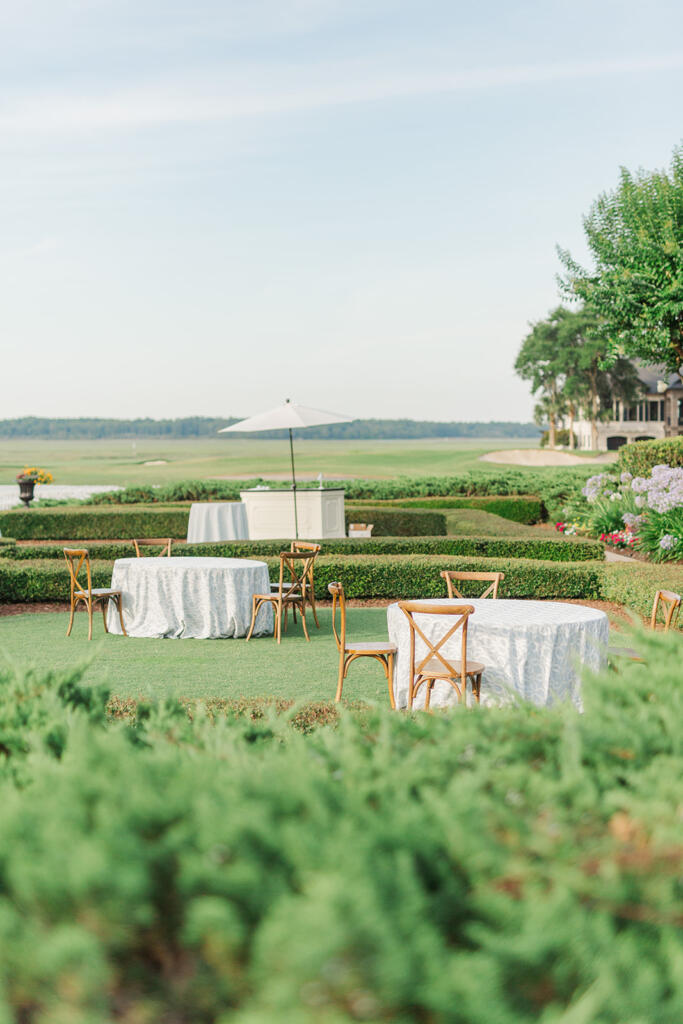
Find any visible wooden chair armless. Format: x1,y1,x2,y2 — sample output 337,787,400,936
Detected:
328,582,396,707
440,570,504,600
398,601,484,710
133,538,172,557
63,548,127,641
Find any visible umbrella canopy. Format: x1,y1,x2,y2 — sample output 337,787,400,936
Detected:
219,401,351,434
218,400,352,538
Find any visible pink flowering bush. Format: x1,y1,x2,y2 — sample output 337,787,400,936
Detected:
575,466,683,561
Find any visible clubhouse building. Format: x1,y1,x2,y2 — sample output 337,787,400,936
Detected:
571,365,683,451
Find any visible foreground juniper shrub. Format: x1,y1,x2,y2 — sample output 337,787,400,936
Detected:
0,636,680,1022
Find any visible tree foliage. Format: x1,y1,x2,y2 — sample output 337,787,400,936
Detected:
559,145,683,377
516,307,641,448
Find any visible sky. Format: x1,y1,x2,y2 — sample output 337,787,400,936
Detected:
3,0,683,423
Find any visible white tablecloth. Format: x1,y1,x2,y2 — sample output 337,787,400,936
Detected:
107,557,272,638
186,502,249,542
387,599,609,710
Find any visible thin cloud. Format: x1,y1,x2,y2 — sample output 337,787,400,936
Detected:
3,52,683,138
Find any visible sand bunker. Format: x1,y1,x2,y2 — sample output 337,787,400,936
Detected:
480,449,616,467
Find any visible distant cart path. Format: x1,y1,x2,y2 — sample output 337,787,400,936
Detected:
480,449,617,467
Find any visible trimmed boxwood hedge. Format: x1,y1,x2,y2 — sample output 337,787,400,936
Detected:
0,505,191,540
616,436,683,476
3,554,680,626
5,534,604,563
352,494,544,524
0,505,447,541
0,554,606,604
344,506,446,535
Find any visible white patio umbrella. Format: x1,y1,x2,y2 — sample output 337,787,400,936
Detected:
219,399,352,538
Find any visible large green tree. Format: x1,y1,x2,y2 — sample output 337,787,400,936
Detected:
515,307,641,450
557,308,642,450
515,309,569,448
558,145,683,378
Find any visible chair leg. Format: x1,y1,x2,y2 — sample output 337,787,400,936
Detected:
275,600,282,643
425,680,434,712
385,652,396,710
117,596,127,637
66,600,75,637
246,596,259,641
283,604,289,633
87,599,93,642
335,653,346,702
299,601,310,642
101,601,109,634
310,585,320,628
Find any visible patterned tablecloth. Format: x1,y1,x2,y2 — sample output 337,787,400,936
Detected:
107,557,272,639
386,598,609,710
186,502,249,542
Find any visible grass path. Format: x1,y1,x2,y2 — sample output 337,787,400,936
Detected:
0,607,393,704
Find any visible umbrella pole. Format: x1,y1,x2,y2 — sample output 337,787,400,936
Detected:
289,427,299,539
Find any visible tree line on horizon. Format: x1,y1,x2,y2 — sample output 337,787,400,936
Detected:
0,417,541,441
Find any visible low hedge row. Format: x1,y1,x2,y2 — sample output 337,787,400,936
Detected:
350,495,544,523
616,435,683,476
4,534,604,563
344,506,446,535
4,555,681,624
0,505,447,540
0,554,605,604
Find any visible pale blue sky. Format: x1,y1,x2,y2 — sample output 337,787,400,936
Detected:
3,1,683,421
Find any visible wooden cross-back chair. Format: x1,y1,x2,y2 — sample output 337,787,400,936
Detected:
650,589,681,631
610,589,681,663
440,570,504,600
270,541,321,626
133,538,172,557
328,582,396,707
398,602,484,710
247,551,317,643
63,548,126,641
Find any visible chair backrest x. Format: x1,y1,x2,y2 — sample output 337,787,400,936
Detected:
291,541,320,584
275,551,316,602
650,589,681,631
133,538,172,557
440,570,504,600
398,602,474,680
63,548,92,602
328,581,346,651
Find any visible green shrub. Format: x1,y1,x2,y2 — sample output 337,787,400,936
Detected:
0,505,191,540
355,495,544,523
85,470,595,504
0,505,446,541
539,427,574,448
344,506,446,535
0,537,16,553
0,641,679,1022
599,561,683,620
5,533,602,563
0,553,607,604
616,436,683,475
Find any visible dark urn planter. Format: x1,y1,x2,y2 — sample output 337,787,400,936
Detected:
18,478,35,508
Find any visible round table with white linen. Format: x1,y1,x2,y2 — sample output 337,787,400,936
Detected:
186,502,249,543
107,557,272,639
387,599,609,710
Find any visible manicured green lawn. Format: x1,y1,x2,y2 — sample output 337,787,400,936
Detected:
444,508,540,537
0,606,394,704
0,437,537,486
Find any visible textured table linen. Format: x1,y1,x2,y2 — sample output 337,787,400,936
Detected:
186,503,249,542
107,557,272,639
387,599,609,710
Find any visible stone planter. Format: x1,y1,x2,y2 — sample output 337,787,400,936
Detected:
18,478,36,508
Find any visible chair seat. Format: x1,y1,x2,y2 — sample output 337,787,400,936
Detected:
345,641,397,653
90,588,121,597
417,657,485,678
608,645,643,662
254,591,303,602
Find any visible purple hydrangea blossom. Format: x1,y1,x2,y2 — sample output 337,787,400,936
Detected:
620,472,633,484
582,473,618,503
659,534,677,550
